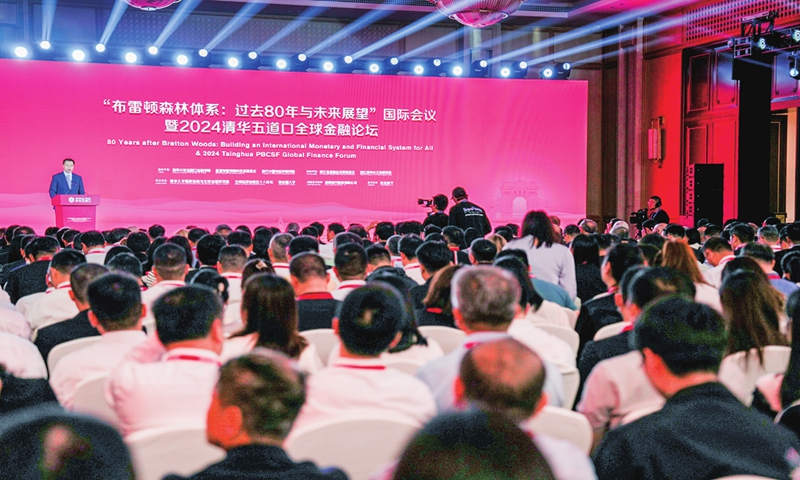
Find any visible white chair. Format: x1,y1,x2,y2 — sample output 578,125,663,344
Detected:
534,324,579,354
286,416,421,480
125,426,226,480
528,406,593,454
385,359,424,375
620,404,662,425
719,346,791,406
418,326,466,355
593,322,628,341
563,307,578,329
300,329,339,366
47,336,103,374
72,374,119,428
561,368,580,409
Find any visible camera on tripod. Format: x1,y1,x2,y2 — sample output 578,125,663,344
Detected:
418,198,433,207
630,209,648,228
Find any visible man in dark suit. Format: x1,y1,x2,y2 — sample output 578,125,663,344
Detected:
409,241,453,312
48,158,85,198
290,253,339,331
34,264,107,366
6,236,61,304
186,234,226,283
163,350,346,480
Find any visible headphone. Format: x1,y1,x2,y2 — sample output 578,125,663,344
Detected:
650,196,662,208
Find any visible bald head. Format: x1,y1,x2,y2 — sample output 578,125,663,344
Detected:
459,338,546,423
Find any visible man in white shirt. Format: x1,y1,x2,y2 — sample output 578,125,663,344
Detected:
268,234,293,279
50,273,147,408
107,285,224,436
140,243,189,330
702,237,736,288
25,249,86,332
331,243,367,301
289,283,437,436
398,234,425,285
80,231,107,264
217,246,247,328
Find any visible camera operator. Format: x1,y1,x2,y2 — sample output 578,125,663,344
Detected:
448,187,492,236
421,194,450,229
648,196,669,224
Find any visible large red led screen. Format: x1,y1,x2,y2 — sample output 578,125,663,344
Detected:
0,59,588,232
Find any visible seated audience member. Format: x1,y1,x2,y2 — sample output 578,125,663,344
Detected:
364,245,418,293
227,230,253,257
494,256,570,327
562,224,581,245
287,235,319,258
739,242,800,297
107,286,224,436
593,297,800,479
0,362,57,413
241,258,276,285
702,236,736,288
268,233,293,279
223,274,321,373
25,249,86,331
729,223,756,251
393,410,557,480
80,230,107,264
217,245,248,327
416,265,461,328
409,241,453,311
718,269,788,403
7,236,60,304
495,249,577,311
398,234,425,285
660,241,721,311
289,284,437,434
140,243,189,329
0,331,47,379
754,290,800,417
783,252,800,284
103,245,134,266
163,350,346,480
106,252,144,286
416,266,564,411
493,258,575,371
571,234,607,304
332,243,368,301
469,239,497,265
456,338,596,479
290,253,339,331
187,234,227,283
441,226,470,265
34,264,107,364
50,274,146,408
125,231,150,265
0,404,134,479
776,223,800,276
575,243,644,354
758,225,782,252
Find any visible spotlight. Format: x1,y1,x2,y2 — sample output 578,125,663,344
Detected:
539,66,555,79
367,62,381,74
142,46,161,66
792,29,800,44
321,60,335,72
241,51,260,70
95,43,106,53
192,50,212,68
124,52,138,64
39,40,51,50
71,49,87,62
752,33,781,52
290,53,309,72
412,64,424,75
511,60,529,78
540,63,570,79
275,58,289,70
425,58,443,76
448,64,464,77
148,46,158,55
470,60,489,78
556,62,571,78
227,57,240,68
383,57,400,75
13,46,28,58
338,55,355,73
791,56,800,80
175,54,189,66
499,67,511,78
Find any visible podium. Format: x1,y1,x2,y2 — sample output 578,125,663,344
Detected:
51,195,100,230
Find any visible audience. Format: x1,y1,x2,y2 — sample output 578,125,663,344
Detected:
140,243,188,329
331,243,368,300
7,236,60,304
25,248,86,331
290,252,339,331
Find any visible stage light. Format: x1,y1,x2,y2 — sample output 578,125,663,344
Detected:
448,64,464,77
275,58,288,70
556,62,571,77
71,49,86,62
338,55,355,73
291,53,309,71
383,57,400,75
13,46,28,58
40,40,51,50
148,46,158,55
95,43,106,53
227,56,240,68
322,60,335,72
500,67,511,77
470,60,489,78
413,64,424,75
511,60,528,78
192,50,212,68
792,29,800,44
175,54,189,66
198,49,209,57
368,62,381,74
791,56,800,80
241,51,260,70
124,52,138,64
540,66,555,79
425,58,443,76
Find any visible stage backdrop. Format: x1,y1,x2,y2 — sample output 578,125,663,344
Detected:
0,58,588,233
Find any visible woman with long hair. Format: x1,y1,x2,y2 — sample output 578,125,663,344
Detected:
660,241,721,312
504,210,577,299
416,265,461,328
222,273,321,373
754,290,800,417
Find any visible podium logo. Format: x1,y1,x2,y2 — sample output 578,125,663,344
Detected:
68,197,74,203
68,197,91,204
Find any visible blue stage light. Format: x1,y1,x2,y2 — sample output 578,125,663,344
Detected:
71,49,86,62
13,46,28,58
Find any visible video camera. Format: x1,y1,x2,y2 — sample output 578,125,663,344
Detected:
630,209,648,229
418,198,433,207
